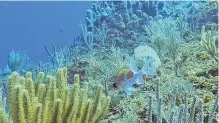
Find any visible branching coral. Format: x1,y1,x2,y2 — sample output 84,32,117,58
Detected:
6,67,110,123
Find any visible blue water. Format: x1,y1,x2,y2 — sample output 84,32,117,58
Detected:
0,1,91,68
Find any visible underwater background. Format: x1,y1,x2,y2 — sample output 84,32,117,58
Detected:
0,1,218,123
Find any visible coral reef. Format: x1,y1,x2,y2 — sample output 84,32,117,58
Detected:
0,1,218,123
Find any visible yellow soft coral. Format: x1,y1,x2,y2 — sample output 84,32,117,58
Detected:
6,67,110,123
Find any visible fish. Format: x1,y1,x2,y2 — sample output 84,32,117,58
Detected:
113,56,156,95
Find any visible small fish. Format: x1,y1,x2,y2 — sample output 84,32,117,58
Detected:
113,56,156,95
59,29,63,32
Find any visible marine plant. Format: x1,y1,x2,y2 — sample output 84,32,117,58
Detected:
147,88,218,123
0,94,8,123
200,25,218,62
166,38,182,76
4,67,110,123
5,50,30,75
147,18,182,76
41,40,79,76
79,22,94,52
0,50,31,99
45,42,67,68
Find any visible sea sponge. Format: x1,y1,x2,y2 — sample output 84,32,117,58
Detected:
134,45,161,70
